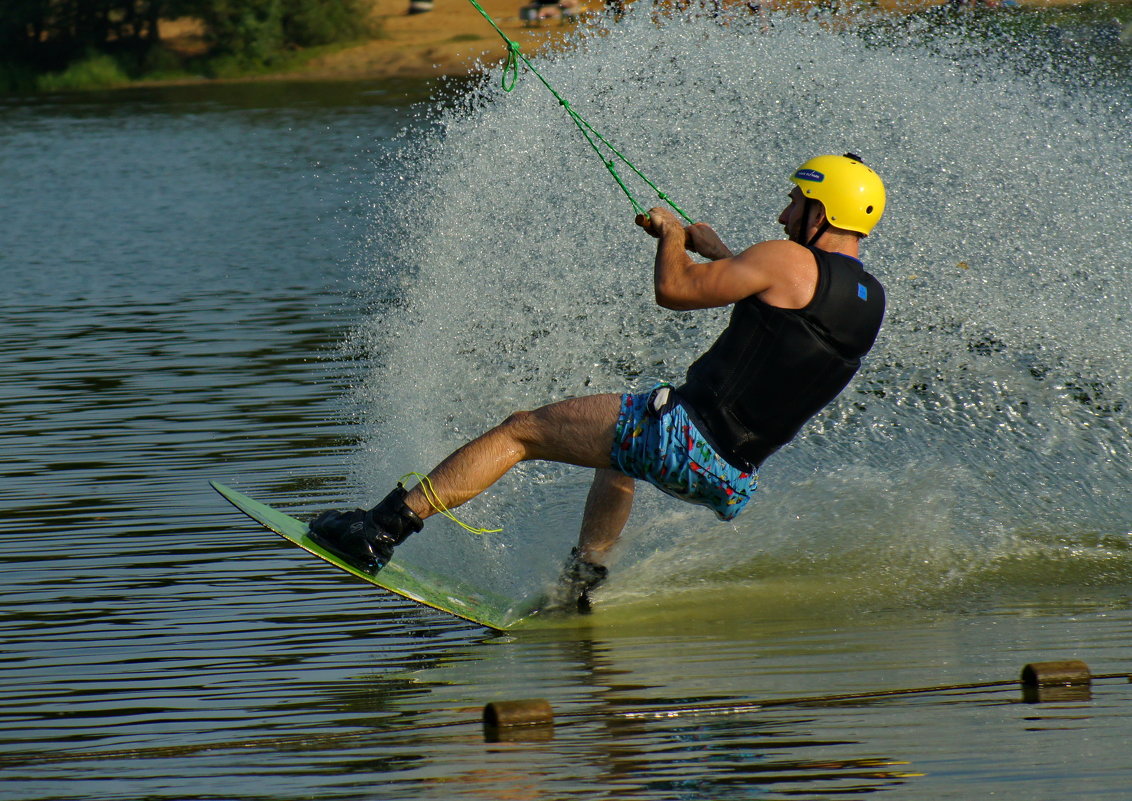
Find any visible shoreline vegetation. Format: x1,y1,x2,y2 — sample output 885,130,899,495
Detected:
2,0,1129,94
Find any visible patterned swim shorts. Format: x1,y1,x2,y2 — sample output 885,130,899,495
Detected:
610,384,757,521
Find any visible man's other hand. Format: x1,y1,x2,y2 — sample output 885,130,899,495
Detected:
635,207,683,239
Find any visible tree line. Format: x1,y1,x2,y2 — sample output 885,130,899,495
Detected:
1,0,371,76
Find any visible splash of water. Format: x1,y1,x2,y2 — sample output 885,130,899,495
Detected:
350,8,1131,605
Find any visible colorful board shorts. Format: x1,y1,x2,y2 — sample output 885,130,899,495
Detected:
610,384,757,521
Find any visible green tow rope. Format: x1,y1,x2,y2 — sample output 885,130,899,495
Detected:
462,0,694,224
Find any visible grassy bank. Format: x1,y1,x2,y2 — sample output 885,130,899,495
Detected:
0,19,384,93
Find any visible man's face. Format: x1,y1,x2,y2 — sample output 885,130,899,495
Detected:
778,187,808,241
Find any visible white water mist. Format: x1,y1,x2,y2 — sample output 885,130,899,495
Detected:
351,9,1131,605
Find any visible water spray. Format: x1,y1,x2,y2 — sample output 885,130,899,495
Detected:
460,0,695,223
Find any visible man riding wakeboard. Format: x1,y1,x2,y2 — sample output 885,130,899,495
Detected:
310,154,887,613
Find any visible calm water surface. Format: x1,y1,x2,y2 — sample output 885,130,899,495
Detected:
2,64,1131,800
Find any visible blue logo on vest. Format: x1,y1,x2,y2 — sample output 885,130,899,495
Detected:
857,283,868,301
794,168,825,183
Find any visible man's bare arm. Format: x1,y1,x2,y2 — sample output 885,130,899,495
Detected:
685,223,733,260
638,208,779,311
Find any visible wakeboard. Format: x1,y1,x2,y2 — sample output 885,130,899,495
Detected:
210,481,544,631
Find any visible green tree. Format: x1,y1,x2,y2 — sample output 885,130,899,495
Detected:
191,0,369,65
282,0,368,47
1,0,369,76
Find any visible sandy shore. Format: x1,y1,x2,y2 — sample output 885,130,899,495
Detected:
302,0,597,79
160,0,1119,83
162,0,601,82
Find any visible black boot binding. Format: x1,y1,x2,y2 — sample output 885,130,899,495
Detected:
546,547,608,614
308,484,423,574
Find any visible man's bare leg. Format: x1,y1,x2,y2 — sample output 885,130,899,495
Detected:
577,469,635,564
401,394,623,520
308,394,623,575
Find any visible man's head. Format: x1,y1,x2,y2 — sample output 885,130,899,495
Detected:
781,154,886,246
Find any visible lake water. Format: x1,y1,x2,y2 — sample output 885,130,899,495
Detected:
2,9,1131,800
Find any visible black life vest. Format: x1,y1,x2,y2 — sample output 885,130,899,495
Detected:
676,247,885,469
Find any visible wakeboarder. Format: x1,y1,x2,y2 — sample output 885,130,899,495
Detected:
310,154,888,612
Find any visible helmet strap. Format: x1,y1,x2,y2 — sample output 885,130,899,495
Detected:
801,199,831,248
789,198,811,245
805,221,830,248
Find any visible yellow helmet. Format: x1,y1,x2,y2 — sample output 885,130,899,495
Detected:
789,154,886,236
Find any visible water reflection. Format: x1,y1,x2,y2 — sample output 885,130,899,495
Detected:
2,64,1131,801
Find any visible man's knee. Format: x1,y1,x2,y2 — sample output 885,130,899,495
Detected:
497,409,541,449
498,404,578,460
595,468,634,493
611,472,635,494
500,408,534,429
495,395,620,467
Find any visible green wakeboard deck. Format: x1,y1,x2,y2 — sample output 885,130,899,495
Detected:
210,481,544,631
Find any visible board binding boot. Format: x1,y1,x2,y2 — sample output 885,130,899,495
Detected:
545,547,608,615
308,484,423,574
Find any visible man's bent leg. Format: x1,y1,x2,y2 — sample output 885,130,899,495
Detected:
412,394,624,612
309,394,621,574
403,393,622,520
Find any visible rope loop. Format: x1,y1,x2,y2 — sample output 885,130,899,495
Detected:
401,473,503,536
502,41,522,92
